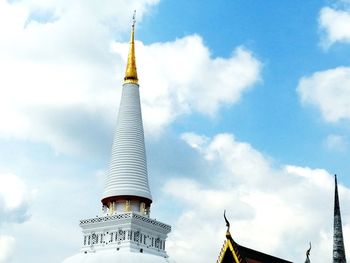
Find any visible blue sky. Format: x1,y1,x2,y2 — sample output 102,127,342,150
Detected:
1,0,350,262
138,0,350,176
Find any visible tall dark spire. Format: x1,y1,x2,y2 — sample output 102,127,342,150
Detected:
333,174,347,263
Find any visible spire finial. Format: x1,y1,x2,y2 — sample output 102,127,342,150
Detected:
124,10,138,84
132,10,136,28
224,210,231,238
305,242,311,263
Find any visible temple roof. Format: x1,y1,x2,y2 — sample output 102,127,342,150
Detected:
238,245,293,263
217,214,292,263
217,235,293,263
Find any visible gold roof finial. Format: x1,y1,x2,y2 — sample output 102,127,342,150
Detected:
124,10,138,84
224,210,231,238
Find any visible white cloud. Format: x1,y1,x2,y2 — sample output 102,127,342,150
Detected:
0,0,261,155
319,6,350,48
0,173,32,262
297,67,350,123
2,167,105,263
0,235,15,263
134,38,261,118
181,133,209,150
0,173,31,224
164,133,349,263
0,0,159,155
324,134,348,152
0,173,26,210
114,37,261,135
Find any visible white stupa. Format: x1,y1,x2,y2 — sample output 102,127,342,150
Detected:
63,13,171,263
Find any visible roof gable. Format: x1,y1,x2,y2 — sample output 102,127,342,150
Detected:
217,232,292,263
217,237,244,263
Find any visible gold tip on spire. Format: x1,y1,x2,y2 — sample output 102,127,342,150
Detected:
124,10,138,85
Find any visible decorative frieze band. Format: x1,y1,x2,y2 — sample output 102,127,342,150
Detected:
79,212,171,232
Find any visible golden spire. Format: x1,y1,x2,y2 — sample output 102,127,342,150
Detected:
124,11,138,85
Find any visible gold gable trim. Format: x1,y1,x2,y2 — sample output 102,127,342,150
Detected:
217,236,243,263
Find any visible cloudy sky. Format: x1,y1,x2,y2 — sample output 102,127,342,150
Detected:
1,0,350,262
